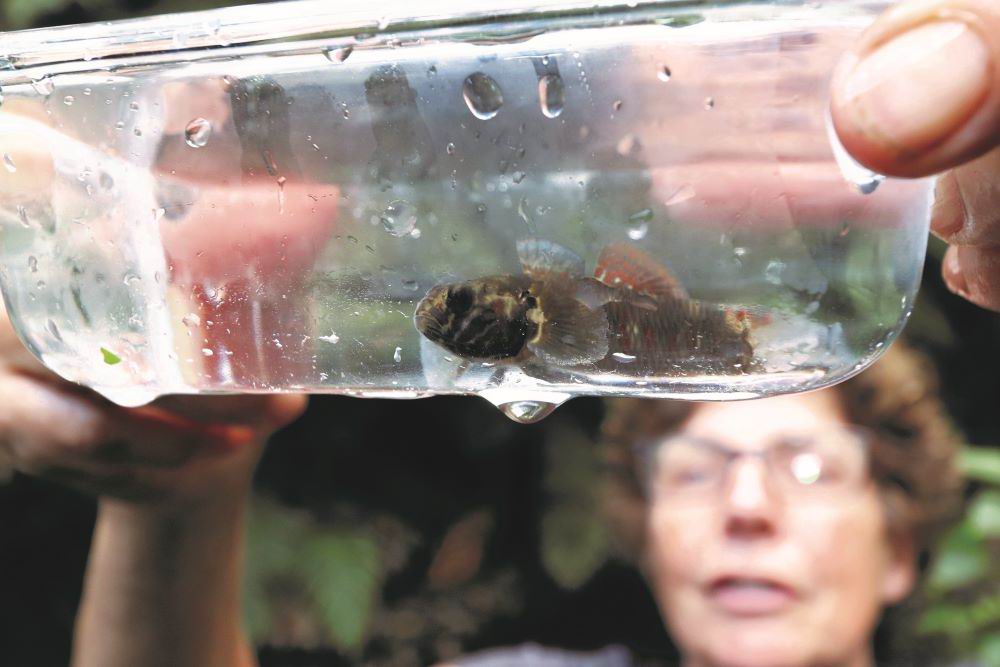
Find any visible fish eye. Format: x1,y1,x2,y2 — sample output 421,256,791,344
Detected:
446,286,474,314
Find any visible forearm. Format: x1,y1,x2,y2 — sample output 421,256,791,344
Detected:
72,496,255,667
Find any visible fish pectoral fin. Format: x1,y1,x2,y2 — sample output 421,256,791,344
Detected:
575,277,658,311
516,237,586,279
594,243,689,301
528,294,609,365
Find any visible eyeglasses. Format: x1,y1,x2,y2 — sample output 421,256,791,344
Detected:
635,427,872,503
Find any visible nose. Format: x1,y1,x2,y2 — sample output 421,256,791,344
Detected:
722,457,780,540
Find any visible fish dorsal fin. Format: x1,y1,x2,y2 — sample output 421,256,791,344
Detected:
527,286,609,366
594,243,688,300
517,237,585,279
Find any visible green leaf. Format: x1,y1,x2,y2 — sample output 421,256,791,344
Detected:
978,632,1000,667
540,423,611,590
918,603,971,636
100,347,121,365
968,491,1000,538
927,522,989,592
301,532,380,650
960,447,1000,486
541,505,610,590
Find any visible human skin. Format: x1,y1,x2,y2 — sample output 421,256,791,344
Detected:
643,393,914,667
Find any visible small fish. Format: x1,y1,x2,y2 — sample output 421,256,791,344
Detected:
414,238,755,373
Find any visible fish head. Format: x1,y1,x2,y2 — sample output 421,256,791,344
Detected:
414,276,538,361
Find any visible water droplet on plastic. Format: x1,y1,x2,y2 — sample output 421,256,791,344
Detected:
499,401,560,424
46,319,62,342
462,72,504,120
393,346,402,363
153,207,166,222
658,65,672,82
202,348,214,357
537,73,564,119
276,175,287,214
182,313,201,328
16,205,29,227
63,95,74,106
612,352,637,364
409,227,422,239
616,133,641,156
115,121,125,130
826,113,884,195
133,128,142,136
402,279,420,292
427,65,438,78
122,272,140,286
318,332,340,344
627,223,648,240
612,99,623,112
764,260,785,284
629,208,654,223
733,246,747,258
704,97,715,110
27,256,37,272
324,45,353,63
2,153,15,172
31,77,54,96
512,170,526,184
380,199,417,237
446,142,456,155
184,118,211,147
128,101,139,111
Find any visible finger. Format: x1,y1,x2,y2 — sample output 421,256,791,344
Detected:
0,373,207,472
148,394,308,431
930,147,1000,244
941,244,1000,311
830,0,1000,177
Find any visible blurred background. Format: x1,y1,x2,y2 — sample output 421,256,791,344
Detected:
1,1,999,666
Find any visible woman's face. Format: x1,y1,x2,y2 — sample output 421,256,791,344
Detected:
644,391,915,667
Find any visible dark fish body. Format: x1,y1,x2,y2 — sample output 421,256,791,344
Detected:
414,239,757,373
604,296,754,373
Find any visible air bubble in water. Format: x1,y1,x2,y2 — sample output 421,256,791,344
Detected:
393,346,402,363
2,153,15,172
63,95,75,106
446,142,456,155
512,170,526,184
324,45,353,63
704,97,715,110
129,101,139,111
612,352,637,363
16,205,29,227
184,118,211,148
31,77,54,96
380,200,417,237
122,272,140,286
318,332,340,344
182,313,201,328
537,73,565,119
202,348,214,357
658,65,672,82
27,256,37,272
402,278,420,291
462,72,504,120
612,99,623,112
616,134,641,156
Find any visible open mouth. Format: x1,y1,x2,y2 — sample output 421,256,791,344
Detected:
706,576,798,616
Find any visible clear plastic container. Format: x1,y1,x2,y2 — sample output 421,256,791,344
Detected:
0,0,932,422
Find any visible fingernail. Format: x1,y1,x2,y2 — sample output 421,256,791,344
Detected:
930,173,965,239
942,248,969,298
841,21,991,154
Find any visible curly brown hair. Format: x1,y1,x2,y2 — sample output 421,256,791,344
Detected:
600,339,965,573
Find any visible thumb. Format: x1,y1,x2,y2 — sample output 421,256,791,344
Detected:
830,0,1000,178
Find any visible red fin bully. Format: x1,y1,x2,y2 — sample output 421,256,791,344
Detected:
594,243,689,301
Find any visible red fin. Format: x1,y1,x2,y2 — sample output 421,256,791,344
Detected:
594,244,688,301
